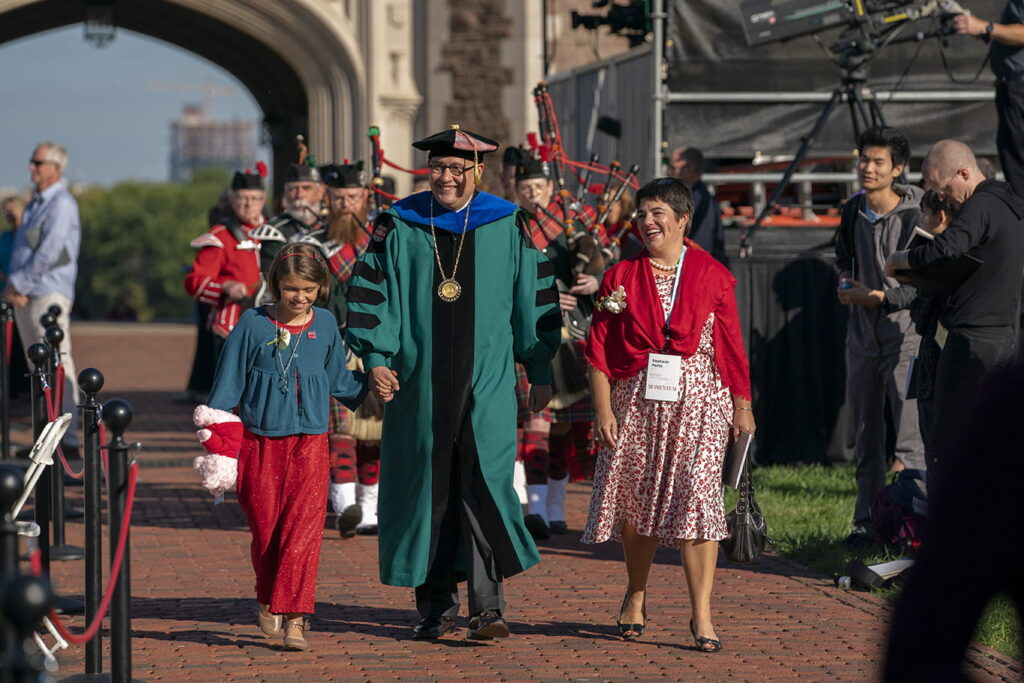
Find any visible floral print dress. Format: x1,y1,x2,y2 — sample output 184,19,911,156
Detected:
582,271,733,547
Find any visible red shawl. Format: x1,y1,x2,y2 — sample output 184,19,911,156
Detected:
585,247,751,400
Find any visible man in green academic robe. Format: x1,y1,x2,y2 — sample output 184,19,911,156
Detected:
346,125,560,641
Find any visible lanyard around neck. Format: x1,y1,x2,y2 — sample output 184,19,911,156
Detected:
660,248,686,348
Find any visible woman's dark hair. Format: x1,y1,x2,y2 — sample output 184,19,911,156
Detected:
857,126,911,169
920,188,954,216
267,242,330,302
635,178,695,223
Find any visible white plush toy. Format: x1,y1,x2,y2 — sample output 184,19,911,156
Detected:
192,404,243,497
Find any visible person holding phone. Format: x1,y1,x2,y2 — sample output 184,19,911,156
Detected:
834,126,925,548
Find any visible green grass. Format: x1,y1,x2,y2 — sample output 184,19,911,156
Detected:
731,464,1022,661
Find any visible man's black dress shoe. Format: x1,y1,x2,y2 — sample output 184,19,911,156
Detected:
467,610,509,640
412,616,456,639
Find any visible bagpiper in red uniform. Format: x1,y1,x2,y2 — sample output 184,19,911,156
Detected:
513,154,607,541
184,168,266,341
317,162,381,538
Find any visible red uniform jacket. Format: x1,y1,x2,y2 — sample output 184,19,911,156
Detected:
184,218,262,338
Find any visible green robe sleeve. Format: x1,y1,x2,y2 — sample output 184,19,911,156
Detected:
345,215,401,371
512,211,561,385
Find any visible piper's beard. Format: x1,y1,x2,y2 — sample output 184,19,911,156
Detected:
287,200,319,223
327,208,368,246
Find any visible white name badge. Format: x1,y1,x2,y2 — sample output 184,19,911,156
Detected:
644,353,682,402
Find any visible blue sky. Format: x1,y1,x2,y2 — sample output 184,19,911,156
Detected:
0,25,268,190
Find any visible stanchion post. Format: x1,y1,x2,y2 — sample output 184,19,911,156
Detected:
103,399,136,683
79,368,104,675
0,573,53,681
0,465,23,659
0,302,11,460
44,325,68,553
27,343,51,575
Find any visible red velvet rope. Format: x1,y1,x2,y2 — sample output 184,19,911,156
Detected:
31,461,139,645
42,386,84,480
370,135,429,177
381,157,429,177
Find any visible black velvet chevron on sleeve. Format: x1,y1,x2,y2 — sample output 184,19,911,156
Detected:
352,260,385,285
536,288,559,307
537,260,555,279
347,311,381,329
348,286,386,305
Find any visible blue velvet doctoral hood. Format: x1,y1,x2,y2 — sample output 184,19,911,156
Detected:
390,190,517,233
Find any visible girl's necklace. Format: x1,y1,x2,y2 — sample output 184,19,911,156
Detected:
273,304,310,393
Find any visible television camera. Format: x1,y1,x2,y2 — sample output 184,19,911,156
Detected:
736,0,969,256
570,0,650,47
740,0,968,51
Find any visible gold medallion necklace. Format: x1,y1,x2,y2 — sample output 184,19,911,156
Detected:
429,196,472,302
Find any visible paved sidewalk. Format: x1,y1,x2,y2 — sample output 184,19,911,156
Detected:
8,324,1019,681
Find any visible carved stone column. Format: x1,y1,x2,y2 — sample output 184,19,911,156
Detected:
366,1,423,197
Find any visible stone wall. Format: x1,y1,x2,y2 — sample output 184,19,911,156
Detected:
440,1,514,191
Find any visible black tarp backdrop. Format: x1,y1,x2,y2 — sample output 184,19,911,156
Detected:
668,1,1005,160
727,227,852,466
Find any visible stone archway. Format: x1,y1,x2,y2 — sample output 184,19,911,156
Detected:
0,0,376,192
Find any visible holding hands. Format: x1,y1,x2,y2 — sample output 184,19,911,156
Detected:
370,365,400,402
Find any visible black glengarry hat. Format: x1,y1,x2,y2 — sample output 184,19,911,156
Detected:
231,161,267,190
502,146,526,168
286,134,321,184
515,156,550,184
319,162,366,188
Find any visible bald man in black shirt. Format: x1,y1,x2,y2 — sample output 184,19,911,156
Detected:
885,140,1024,487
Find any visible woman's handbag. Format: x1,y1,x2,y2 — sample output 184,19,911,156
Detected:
722,465,773,564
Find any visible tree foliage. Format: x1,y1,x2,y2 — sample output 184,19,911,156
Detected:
75,169,230,321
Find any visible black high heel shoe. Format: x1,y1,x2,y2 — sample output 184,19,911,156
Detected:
690,617,722,653
616,593,647,640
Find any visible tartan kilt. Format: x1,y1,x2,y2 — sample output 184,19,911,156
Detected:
514,363,594,423
329,397,349,433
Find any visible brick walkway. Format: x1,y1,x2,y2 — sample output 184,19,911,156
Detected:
8,324,1018,681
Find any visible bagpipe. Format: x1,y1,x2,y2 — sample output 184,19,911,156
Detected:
531,82,641,263
366,125,426,213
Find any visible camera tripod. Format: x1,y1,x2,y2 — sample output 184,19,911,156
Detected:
738,51,888,257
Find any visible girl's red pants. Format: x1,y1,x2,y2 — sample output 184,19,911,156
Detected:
236,430,329,614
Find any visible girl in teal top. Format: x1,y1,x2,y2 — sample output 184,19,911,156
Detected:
197,242,365,652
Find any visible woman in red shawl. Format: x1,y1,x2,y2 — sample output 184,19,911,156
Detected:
582,178,755,651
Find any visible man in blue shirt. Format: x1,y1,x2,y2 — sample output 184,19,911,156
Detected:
3,142,82,446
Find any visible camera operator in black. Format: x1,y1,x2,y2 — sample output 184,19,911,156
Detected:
885,139,1024,492
953,5,1024,196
